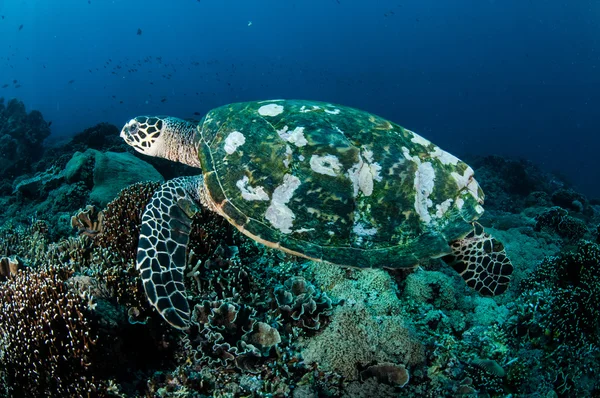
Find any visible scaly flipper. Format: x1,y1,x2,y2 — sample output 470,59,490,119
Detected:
443,222,513,296
137,176,203,329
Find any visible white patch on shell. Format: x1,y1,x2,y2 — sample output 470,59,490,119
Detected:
353,222,377,236
408,130,431,147
475,204,485,214
435,198,453,218
293,227,315,234
456,197,465,210
283,145,293,168
467,179,482,202
258,104,284,117
299,105,321,113
310,154,343,177
223,131,246,155
236,176,270,201
298,154,305,161
451,167,474,190
265,174,301,234
402,146,420,163
414,162,435,223
347,150,383,197
276,126,308,147
430,146,460,166
325,108,340,115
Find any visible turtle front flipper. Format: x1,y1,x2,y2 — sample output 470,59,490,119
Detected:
443,222,513,296
137,176,203,329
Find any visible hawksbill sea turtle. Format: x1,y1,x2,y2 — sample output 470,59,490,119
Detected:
119,99,513,329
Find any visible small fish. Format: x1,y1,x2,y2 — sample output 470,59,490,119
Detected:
193,112,201,115
18,24,23,31
68,80,75,84
14,84,21,88
137,28,142,35
119,100,124,104
12,79,17,83
247,21,252,27
1,16,5,19
1,84,8,88
160,98,167,103
48,121,52,127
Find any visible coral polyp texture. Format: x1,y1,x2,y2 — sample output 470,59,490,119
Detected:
0,98,599,396
0,267,100,396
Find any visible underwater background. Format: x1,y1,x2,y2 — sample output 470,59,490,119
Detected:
0,0,599,397
1,0,599,198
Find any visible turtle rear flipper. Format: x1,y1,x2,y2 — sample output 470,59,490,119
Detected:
443,222,513,296
137,176,203,329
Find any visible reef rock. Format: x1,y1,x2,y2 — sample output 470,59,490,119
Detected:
64,149,163,207
0,98,51,180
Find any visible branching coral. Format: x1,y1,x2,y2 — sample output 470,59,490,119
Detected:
534,206,588,241
518,241,600,345
0,267,101,396
0,223,48,265
94,181,162,260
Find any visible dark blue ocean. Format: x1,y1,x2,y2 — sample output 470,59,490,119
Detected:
1,0,598,197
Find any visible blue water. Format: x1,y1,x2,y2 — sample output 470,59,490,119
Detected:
1,0,598,197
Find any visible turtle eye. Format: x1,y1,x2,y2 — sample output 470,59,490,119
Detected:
129,123,138,134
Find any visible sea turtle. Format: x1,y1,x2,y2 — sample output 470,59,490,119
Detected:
120,99,513,329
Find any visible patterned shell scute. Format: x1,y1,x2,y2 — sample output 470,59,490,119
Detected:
197,100,484,268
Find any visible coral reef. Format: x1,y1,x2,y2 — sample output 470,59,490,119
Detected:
0,98,51,185
466,155,559,212
534,206,588,241
93,181,161,261
0,266,101,396
1,100,600,395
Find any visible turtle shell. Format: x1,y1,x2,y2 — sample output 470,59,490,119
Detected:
195,100,484,268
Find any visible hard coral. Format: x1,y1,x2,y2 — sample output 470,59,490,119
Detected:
0,267,101,397
520,241,600,346
551,188,590,214
185,208,249,300
71,204,104,238
466,155,556,212
534,206,587,241
0,255,23,279
273,276,333,332
95,181,162,260
185,299,279,370
359,362,410,387
0,98,51,180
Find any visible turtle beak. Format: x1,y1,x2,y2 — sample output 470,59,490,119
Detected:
120,120,135,144
119,127,129,142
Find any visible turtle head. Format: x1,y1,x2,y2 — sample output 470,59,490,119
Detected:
120,116,201,168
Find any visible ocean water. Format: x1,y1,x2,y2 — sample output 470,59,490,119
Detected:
1,0,598,197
